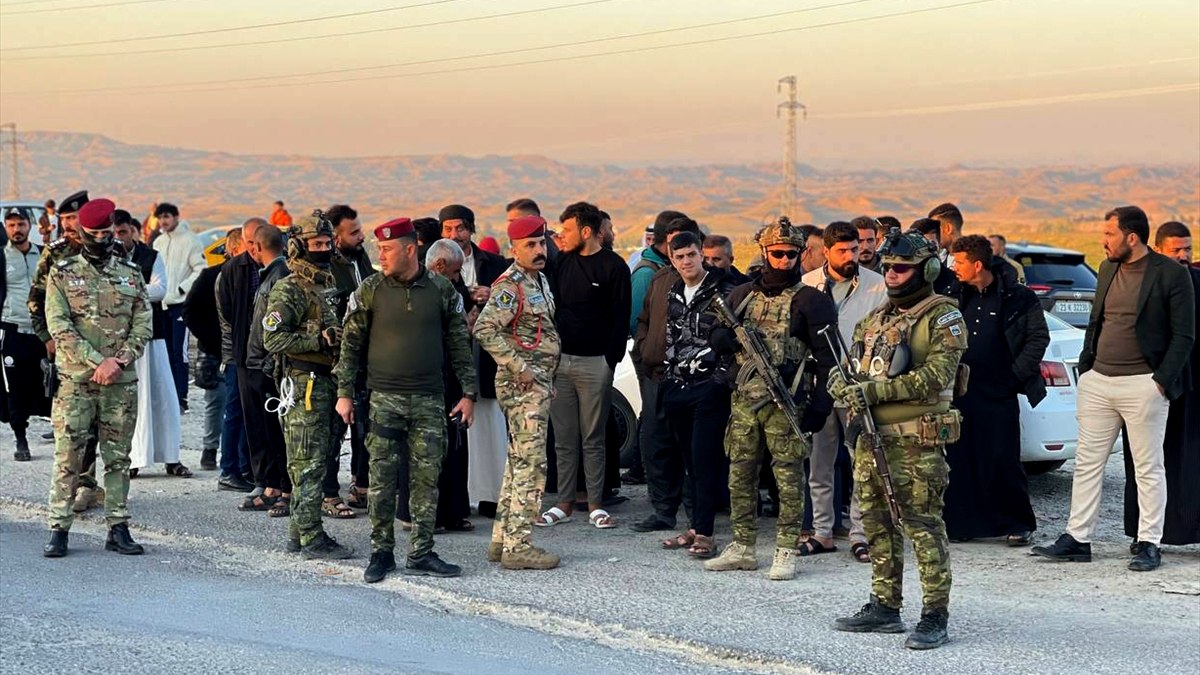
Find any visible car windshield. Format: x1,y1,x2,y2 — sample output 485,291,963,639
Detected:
1044,312,1076,331
1020,260,1097,289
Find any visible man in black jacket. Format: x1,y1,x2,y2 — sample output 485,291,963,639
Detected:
185,229,238,474
945,235,1049,544
1034,206,1195,572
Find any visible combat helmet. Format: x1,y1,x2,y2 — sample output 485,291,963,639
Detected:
755,216,807,249
878,227,941,305
286,209,335,260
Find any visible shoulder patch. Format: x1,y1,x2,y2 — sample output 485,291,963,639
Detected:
262,311,282,332
935,309,964,327
508,269,527,283
494,288,517,310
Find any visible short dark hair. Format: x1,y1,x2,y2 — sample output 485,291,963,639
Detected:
950,234,992,267
928,203,963,229
1105,206,1150,245
849,215,878,233
412,217,442,246
559,201,604,237
112,209,134,227
824,221,859,248
989,233,1007,245
910,217,941,237
155,203,179,218
666,216,702,240
652,210,688,245
668,231,702,253
704,233,732,253
1154,221,1190,247
274,200,285,207
798,224,824,242
326,204,358,230
256,223,284,254
506,198,540,216
876,215,901,232
599,210,611,222
44,199,55,209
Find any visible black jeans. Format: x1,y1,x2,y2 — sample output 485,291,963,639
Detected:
237,367,291,492
638,375,686,524
661,379,730,537
165,305,189,406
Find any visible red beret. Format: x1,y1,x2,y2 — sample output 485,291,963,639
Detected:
477,236,501,255
507,215,546,241
374,217,413,241
78,198,116,231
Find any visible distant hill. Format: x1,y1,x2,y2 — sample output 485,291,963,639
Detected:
4,130,1197,263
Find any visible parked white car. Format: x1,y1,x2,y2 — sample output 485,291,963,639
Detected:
609,312,1086,475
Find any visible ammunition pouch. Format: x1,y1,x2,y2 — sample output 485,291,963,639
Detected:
879,409,961,445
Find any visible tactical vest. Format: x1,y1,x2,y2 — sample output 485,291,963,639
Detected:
856,293,957,425
734,282,808,401
285,261,340,369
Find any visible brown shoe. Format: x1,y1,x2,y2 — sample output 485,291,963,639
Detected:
501,546,560,570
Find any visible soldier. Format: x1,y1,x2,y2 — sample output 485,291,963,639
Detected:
28,190,104,512
336,218,476,583
704,217,837,580
42,198,153,558
475,215,563,570
828,229,968,650
261,213,353,560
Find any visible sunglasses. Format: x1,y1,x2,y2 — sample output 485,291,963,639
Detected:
881,262,914,274
767,250,799,260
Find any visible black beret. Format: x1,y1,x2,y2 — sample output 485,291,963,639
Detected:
438,204,474,224
59,190,89,215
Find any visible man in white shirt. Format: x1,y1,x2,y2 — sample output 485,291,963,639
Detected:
2,208,48,460
151,202,206,413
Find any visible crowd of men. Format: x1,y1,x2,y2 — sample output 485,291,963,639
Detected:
1,191,1196,651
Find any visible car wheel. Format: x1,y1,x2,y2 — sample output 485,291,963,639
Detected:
606,389,638,469
1023,460,1066,476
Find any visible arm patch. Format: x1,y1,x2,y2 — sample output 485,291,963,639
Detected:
494,289,516,310
935,309,964,327
262,311,282,332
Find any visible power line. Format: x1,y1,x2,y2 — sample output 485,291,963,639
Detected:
0,0,472,51
2,0,896,95
4,0,617,61
0,0,179,16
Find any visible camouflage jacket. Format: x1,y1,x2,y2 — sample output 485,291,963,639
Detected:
474,262,561,388
335,266,476,399
44,254,153,384
261,259,340,372
27,237,80,343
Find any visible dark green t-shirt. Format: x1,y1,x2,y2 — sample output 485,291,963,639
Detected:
366,272,446,394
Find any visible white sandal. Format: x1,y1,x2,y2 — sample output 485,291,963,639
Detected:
535,506,572,527
589,509,617,529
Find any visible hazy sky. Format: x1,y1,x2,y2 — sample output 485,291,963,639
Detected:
1,0,1197,167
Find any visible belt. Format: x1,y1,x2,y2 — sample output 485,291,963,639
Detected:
288,359,333,376
878,419,923,438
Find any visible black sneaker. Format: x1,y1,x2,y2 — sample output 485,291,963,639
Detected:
905,608,949,650
14,436,31,462
200,448,217,471
1128,541,1162,572
404,552,462,578
620,470,645,485
1030,533,1092,562
105,523,145,555
301,533,354,561
217,473,255,492
43,529,69,558
833,596,905,633
364,550,396,583
630,515,675,532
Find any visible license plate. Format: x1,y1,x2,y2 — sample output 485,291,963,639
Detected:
1054,301,1091,314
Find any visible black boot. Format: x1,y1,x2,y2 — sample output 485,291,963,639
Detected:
43,529,69,558
833,596,905,633
364,550,396,583
301,533,354,561
285,536,301,553
1129,542,1162,572
1030,533,1091,562
105,523,145,555
404,551,462,578
200,448,217,471
905,608,949,650
13,432,31,461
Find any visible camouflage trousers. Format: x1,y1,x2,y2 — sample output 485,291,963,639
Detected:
48,379,137,531
280,371,335,547
855,434,951,611
725,392,809,548
366,391,445,559
491,383,551,555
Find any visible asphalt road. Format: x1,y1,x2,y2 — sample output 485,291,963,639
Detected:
1,409,1198,674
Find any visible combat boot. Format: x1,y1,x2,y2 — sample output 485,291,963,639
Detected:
285,537,301,553
833,596,905,633
13,433,31,462
105,523,145,555
905,607,949,650
363,550,396,583
405,552,462,578
768,546,799,580
486,541,503,563
301,533,354,561
501,546,560,570
704,542,757,572
43,529,69,558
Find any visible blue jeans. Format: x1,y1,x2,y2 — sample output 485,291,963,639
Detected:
219,365,250,476
165,305,189,406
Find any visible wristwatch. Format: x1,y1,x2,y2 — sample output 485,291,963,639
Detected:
463,392,478,402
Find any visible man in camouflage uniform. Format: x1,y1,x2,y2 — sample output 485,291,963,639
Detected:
475,215,563,570
42,198,153,558
262,213,353,560
336,217,476,583
28,190,105,513
704,217,837,580
829,228,967,650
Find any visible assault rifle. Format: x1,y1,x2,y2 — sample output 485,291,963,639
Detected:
818,324,903,526
710,294,805,441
